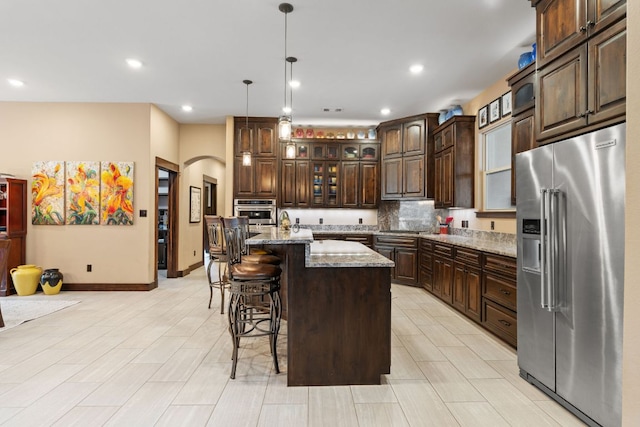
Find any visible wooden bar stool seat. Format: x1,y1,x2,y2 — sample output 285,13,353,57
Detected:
222,217,282,380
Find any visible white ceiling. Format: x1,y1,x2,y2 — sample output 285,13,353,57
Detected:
0,0,535,127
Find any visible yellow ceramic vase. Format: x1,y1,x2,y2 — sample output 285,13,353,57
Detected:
10,264,42,296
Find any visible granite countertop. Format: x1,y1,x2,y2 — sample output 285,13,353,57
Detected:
247,228,314,245
309,229,516,258
307,240,394,268
417,233,516,258
246,229,394,268
247,227,516,261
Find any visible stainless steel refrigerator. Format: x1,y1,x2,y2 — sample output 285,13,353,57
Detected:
516,122,625,427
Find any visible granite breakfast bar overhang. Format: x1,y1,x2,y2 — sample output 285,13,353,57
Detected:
247,229,394,386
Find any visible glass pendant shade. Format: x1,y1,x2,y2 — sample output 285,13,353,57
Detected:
278,115,292,141
242,151,252,166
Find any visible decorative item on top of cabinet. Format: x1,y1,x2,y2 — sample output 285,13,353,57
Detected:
507,63,538,205
433,115,475,209
0,177,27,296
379,113,438,201
534,0,626,143
374,235,419,286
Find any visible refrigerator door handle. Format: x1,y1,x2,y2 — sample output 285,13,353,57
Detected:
540,188,550,310
549,188,564,311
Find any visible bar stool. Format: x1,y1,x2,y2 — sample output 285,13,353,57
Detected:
222,217,282,379
237,216,281,265
204,215,228,313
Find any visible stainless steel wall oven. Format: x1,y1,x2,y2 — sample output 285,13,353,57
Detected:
233,199,277,225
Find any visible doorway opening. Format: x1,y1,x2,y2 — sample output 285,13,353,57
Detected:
202,176,218,262
156,158,179,281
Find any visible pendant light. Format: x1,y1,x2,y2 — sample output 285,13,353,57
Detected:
278,3,294,142
284,56,297,159
242,79,253,166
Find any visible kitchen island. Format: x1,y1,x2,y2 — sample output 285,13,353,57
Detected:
247,228,394,386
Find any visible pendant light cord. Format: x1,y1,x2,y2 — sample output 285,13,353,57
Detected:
283,10,288,112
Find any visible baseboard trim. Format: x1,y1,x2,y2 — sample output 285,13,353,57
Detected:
178,261,204,277
62,282,158,292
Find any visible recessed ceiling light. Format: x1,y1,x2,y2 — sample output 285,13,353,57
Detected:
126,58,143,69
409,64,424,74
7,78,24,87
380,108,391,115
181,105,193,112
289,80,300,89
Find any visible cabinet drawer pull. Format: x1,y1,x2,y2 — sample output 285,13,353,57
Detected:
499,288,511,296
499,319,511,327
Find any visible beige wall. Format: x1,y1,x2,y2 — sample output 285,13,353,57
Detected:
623,3,639,425
0,102,228,284
0,102,155,284
178,123,227,270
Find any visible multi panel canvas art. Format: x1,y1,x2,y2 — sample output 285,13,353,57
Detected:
100,161,134,225
31,161,134,226
66,161,100,225
31,161,65,225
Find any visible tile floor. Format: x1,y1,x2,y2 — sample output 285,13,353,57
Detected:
0,262,585,426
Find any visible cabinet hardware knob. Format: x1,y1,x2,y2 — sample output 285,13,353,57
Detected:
499,289,511,295
499,319,511,327
587,20,595,28
580,25,587,32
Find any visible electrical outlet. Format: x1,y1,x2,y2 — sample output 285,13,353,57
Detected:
319,218,323,224
296,218,300,224
87,264,92,272
359,218,363,224
491,221,495,230
194,250,196,256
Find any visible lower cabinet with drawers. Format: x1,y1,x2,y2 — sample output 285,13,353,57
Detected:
481,253,517,347
419,237,517,347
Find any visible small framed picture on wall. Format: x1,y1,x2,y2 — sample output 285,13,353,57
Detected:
489,98,501,123
501,91,512,117
478,105,489,129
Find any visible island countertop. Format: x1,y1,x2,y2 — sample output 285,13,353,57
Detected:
247,229,394,268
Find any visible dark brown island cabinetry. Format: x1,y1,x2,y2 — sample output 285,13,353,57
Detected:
374,235,419,286
482,253,518,347
433,116,475,209
379,114,439,201
507,63,538,205
233,117,278,199
0,178,27,296
452,247,482,324
533,0,626,143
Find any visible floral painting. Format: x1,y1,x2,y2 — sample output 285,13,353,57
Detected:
101,161,134,225
65,161,100,225
32,161,65,225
